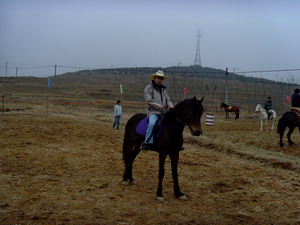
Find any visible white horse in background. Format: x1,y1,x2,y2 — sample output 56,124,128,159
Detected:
255,104,277,131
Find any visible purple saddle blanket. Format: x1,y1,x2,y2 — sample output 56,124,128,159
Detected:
136,117,163,137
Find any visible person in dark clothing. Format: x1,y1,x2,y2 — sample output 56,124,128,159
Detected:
291,88,300,113
264,97,273,119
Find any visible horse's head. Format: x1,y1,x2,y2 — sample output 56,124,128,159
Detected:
255,104,262,113
185,96,204,136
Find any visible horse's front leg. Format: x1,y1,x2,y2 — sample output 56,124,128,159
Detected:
169,151,187,200
271,120,275,130
157,153,167,201
260,120,263,131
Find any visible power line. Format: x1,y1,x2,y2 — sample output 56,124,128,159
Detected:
0,65,53,69
238,69,300,74
57,65,98,70
19,65,53,69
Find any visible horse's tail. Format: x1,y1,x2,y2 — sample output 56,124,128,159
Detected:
277,115,285,134
122,113,144,162
270,110,277,120
122,121,134,161
122,131,129,160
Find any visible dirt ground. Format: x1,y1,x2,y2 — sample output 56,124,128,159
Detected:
0,112,299,225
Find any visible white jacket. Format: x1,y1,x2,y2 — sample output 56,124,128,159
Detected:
144,82,173,115
114,104,122,116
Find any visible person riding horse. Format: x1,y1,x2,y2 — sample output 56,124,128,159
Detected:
291,88,300,114
277,88,300,147
140,70,173,151
264,97,273,119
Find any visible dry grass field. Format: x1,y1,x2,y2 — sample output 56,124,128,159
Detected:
0,111,299,225
0,76,300,224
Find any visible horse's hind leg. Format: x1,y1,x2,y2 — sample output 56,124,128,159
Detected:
287,126,295,145
169,151,187,200
157,153,167,201
235,112,239,119
123,144,141,185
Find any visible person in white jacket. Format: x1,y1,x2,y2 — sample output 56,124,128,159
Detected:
113,100,122,129
141,71,173,150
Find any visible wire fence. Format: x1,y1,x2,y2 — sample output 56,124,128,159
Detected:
0,92,296,121
0,65,299,120
1,63,300,82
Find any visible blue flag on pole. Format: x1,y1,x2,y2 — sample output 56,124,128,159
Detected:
48,78,51,88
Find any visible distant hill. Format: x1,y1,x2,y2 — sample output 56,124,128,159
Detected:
60,65,284,85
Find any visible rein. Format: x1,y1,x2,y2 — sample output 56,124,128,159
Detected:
176,117,186,125
176,105,192,126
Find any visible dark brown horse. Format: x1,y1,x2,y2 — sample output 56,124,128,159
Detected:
277,111,300,147
220,102,240,119
122,97,204,201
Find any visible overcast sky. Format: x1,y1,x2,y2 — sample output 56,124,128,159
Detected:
0,0,299,81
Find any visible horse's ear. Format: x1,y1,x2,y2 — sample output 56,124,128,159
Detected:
200,97,204,103
192,96,197,101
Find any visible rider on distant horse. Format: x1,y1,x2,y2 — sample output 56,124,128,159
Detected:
264,96,273,119
291,88,300,115
140,70,173,151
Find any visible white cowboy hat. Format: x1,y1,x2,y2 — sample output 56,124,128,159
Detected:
150,70,168,80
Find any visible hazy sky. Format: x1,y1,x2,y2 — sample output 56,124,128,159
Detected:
0,0,299,81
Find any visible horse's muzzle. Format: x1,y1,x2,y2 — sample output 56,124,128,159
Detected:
192,130,202,136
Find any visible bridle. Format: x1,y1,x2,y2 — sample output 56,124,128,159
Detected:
176,117,186,125
175,104,193,127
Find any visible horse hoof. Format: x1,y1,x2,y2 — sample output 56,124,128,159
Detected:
122,181,130,186
178,195,188,201
157,196,165,202
122,180,133,186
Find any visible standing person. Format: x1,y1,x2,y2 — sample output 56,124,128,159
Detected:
264,96,273,119
113,100,122,129
141,70,173,150
291,88,300,113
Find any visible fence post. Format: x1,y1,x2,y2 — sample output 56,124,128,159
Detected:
225,67,229,104
89,102,92,118
46,96,49,116
1,95,4,115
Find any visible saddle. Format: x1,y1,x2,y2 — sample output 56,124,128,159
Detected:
291,108,300,120
136,117,163,138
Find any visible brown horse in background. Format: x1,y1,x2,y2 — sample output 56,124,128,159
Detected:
220,102,240,119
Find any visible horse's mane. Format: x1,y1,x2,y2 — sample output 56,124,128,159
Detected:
164,98,203,123
163,99,190,122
